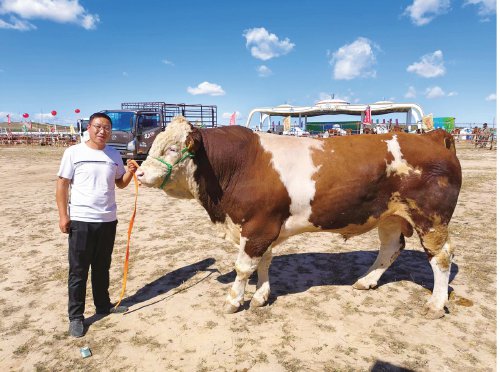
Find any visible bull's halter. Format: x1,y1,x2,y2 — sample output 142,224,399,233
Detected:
153,147,194,189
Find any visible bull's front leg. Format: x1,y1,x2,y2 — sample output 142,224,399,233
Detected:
250,246,273,308
223,220,281,313
223,237,260,313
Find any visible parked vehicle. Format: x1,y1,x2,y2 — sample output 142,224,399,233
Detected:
76,118,90,143
93,102,217,162
283,126,310,137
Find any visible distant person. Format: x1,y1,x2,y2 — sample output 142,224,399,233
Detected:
471,126,480,141
56,112,138,338
478,123,491,148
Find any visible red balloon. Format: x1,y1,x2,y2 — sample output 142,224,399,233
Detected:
23,113,29,118
51,110,57,116
75,109,80,114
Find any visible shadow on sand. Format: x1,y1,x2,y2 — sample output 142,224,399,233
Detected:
86,249,458,325
85,257,217,326
217,249,458,306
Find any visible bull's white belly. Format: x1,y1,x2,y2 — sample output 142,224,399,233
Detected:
215,213,321,247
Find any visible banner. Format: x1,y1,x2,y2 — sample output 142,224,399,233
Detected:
362,106,371,124
422,114,434,131
229,112,236,126
433,117,455,132
283,116,291,132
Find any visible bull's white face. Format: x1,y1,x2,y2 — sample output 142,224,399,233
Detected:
136,116,197,198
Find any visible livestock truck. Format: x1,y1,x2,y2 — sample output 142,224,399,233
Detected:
97,102,217,162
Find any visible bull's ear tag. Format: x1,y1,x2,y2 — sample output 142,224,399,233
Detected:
186,137,196,153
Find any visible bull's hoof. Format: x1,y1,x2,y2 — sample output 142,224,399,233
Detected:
250,296,267,308
223,302,241,314
420,304,445,319
352,279,376,290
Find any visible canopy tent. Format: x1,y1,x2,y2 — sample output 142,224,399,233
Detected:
245,100,425,132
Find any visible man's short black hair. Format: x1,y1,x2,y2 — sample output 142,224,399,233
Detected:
89,112,112,125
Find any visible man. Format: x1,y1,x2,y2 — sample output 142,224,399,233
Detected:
481,123,490,134
479,123,491,148
56,112,138,338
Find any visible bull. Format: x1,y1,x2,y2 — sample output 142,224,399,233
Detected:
136,116,461,318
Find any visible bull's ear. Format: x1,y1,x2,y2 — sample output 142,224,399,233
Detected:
185,126,202,153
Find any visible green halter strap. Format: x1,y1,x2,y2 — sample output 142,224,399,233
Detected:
154,147,195,189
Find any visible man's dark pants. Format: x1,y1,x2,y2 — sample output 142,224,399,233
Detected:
68,220,118,321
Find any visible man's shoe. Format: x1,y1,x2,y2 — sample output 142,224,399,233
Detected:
69,319,84,338
96,305,128,315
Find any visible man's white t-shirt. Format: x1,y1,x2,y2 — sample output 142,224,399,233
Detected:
57,143,126,222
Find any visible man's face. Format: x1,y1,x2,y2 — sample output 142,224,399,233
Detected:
87,117,112,147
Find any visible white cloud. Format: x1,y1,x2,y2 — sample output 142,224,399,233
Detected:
407,50,446,78
257,65,272,77
243,27,294,61
0,16,35,30
485,93,496,101
405,86,417,98
187,81,225,96
162,59,174,66
404,0,450,26
0,0,99,30
425,86,446,98
447,91,458,96
464,0,496,19
80,13,98,30
0,111,16,121
329,37,377,80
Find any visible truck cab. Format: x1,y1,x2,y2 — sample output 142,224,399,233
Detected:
101,110,162,162
98,102,217,163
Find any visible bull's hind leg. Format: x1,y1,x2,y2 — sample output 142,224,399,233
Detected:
419,229,453,319
353,217,406,290
250,246,273,308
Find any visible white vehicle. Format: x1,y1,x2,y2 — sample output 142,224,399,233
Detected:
283,126,310,137
246,99,425,134
373,123,389,134
459,128,473,141
77,118,90,143
332,123,347,135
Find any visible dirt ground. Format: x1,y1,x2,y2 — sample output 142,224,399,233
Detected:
0,141,496,371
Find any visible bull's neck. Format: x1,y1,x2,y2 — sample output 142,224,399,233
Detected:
192,153,232,224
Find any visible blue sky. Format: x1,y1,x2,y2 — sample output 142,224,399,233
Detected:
0,0,496,126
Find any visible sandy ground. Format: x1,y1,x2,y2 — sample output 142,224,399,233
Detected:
0,141,496,371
